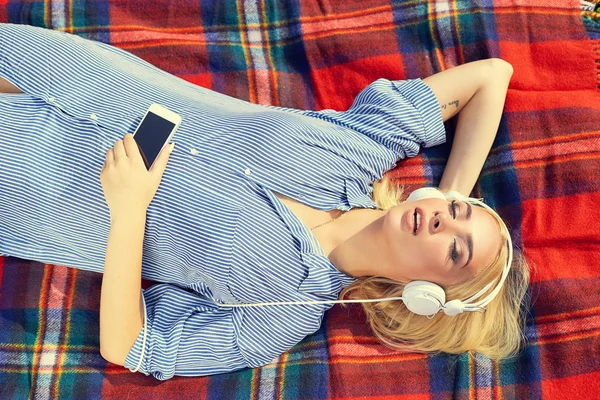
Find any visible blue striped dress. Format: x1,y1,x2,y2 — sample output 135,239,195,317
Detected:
0,23,445,380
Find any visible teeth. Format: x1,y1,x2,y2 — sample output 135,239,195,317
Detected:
413,210,421,234
413,211,417,233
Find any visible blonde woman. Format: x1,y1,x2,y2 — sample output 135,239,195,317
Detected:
0,23,529,381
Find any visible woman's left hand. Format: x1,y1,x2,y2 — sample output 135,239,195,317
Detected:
100,133,175,218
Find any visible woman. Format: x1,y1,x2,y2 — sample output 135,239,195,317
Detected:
0,23,529,380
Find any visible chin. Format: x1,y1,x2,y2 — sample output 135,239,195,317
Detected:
383,205,408,238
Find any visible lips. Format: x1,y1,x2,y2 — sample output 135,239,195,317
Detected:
411,208,426,235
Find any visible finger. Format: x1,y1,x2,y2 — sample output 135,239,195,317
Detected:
149,142,174,180
102,147,114,172
123,133,143,163
114,138,126,162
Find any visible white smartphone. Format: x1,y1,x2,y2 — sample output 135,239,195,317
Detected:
132,103,182,170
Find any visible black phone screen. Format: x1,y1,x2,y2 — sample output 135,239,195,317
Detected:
134,111,176,170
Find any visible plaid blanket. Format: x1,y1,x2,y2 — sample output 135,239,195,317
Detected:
1,0,599,398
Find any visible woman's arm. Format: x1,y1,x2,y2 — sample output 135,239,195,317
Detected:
100,212,146,366
0,76,24,93
422,58,514,196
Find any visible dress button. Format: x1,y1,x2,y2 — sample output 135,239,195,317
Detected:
244,168,252,176
190,148,198,155
48,96,55,102
90,113,98,120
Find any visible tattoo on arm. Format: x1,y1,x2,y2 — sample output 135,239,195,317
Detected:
440,100,460,110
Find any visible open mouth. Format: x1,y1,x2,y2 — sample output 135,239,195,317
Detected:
413,209,421,234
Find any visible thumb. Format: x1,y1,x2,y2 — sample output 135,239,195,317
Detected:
150,142,175,181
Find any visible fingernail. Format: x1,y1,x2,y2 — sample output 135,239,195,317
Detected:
169,142,175,153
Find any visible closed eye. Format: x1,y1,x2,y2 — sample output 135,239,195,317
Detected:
446,200,474,269
447,200,459,263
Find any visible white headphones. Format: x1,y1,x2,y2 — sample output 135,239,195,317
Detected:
131,187,513,373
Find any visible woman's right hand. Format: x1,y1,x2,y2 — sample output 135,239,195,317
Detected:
100,133,175,218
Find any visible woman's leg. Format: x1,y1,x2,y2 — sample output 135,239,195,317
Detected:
0,76,23,93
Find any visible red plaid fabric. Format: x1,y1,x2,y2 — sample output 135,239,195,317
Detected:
0,0,599,398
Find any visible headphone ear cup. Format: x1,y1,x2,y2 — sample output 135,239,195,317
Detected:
406,187,446,202
402,280,446,316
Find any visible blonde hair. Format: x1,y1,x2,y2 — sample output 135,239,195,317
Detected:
338,175,533,361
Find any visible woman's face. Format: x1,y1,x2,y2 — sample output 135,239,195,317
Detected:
382,197,503,287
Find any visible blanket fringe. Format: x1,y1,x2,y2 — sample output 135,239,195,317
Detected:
581,0,599,13
581,0,600,93
581,0,600,25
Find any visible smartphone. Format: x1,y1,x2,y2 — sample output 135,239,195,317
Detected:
132,103,182,170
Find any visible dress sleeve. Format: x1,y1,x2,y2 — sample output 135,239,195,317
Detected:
235,303,326,368
301,78,447,159
124,284,327,380
124,284,251,380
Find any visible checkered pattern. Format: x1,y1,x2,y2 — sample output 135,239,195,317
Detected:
1,0,599,398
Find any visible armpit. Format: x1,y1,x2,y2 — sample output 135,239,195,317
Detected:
0,76,23,94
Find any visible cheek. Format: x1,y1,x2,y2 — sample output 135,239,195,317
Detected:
418,239,451,271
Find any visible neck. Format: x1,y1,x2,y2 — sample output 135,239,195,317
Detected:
316,208,390,278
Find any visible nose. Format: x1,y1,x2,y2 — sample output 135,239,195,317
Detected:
431,212,459,234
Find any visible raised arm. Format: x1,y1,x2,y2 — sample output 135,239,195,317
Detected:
421,58,514,196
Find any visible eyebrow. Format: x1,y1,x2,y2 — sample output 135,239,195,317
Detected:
462,203,473,269
448,201,474,269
